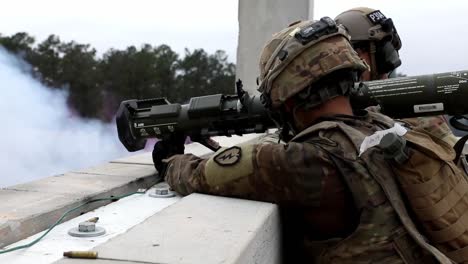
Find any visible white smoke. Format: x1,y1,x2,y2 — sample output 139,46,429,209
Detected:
0,47,131,188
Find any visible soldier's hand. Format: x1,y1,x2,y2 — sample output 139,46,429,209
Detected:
152,133,186,175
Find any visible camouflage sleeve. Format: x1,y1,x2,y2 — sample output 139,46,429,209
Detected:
253,130,283,144
163,153,211,195
164,141,332,207
402,116,458,147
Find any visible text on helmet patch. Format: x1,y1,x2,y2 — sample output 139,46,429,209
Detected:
214,146,242,166
367,10,386,24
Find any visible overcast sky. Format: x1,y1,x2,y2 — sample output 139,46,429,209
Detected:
1,0,468,76
0,0,239,60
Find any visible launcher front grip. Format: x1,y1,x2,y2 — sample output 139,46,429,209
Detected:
116,93,275,152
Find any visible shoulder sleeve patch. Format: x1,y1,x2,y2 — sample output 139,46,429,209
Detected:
214,146,242,166
204,144,255,189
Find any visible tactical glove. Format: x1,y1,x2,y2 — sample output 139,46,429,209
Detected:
152,133,185,175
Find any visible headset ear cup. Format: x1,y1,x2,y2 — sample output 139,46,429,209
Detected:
376,41,401,74
392,32,402,50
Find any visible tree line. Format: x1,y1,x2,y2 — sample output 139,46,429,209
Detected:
0,32,236,122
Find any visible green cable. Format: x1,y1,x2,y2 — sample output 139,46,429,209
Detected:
0,189,147,254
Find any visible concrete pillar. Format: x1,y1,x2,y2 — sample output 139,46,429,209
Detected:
236,0,314,94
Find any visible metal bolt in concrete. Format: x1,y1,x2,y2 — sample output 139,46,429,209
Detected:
78,222,96,232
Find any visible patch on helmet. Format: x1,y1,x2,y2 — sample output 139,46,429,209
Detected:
367,10,386,24
214,146,241,166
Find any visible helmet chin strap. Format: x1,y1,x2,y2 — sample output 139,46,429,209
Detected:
369,41,379,80
279,106,299,142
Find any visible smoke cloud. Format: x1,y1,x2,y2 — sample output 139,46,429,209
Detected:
0,47,131,188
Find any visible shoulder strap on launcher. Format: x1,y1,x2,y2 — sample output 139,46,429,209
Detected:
454,134,468,164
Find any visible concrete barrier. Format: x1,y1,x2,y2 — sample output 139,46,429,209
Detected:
2,137,282,263
55,193,281,264
0,153,158,248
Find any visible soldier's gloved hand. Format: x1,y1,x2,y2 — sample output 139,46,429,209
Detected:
152,133,186,175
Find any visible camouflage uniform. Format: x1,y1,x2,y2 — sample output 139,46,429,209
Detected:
402,116,458,146
165,110,454,263
161,19,456,263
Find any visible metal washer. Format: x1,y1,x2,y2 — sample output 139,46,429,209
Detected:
149,189,176,198
68,226,106,237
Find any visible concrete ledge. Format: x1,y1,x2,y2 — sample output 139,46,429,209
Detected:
55,193,281,264
0,153,158,248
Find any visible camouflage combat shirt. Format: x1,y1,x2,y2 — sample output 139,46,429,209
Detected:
164,111,390,239
163,110,455,263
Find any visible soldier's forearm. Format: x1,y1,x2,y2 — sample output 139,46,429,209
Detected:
164,154,211,195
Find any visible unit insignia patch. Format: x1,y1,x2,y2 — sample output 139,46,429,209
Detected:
214,146,242,166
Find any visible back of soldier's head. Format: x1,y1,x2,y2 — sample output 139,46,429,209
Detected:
257,17,368,111
335,7,402,75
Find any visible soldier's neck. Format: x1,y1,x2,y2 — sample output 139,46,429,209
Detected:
293,96,353,132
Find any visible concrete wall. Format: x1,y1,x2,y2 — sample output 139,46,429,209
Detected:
55,194,281,264
0,153,158,249
236,0,314,94
2,138,282,264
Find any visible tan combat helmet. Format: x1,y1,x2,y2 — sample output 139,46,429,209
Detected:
335,7,401,46
257,17,368,110
335,8,402,76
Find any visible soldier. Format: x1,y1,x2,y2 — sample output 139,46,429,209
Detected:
335,7,458,146
153,18,454,263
